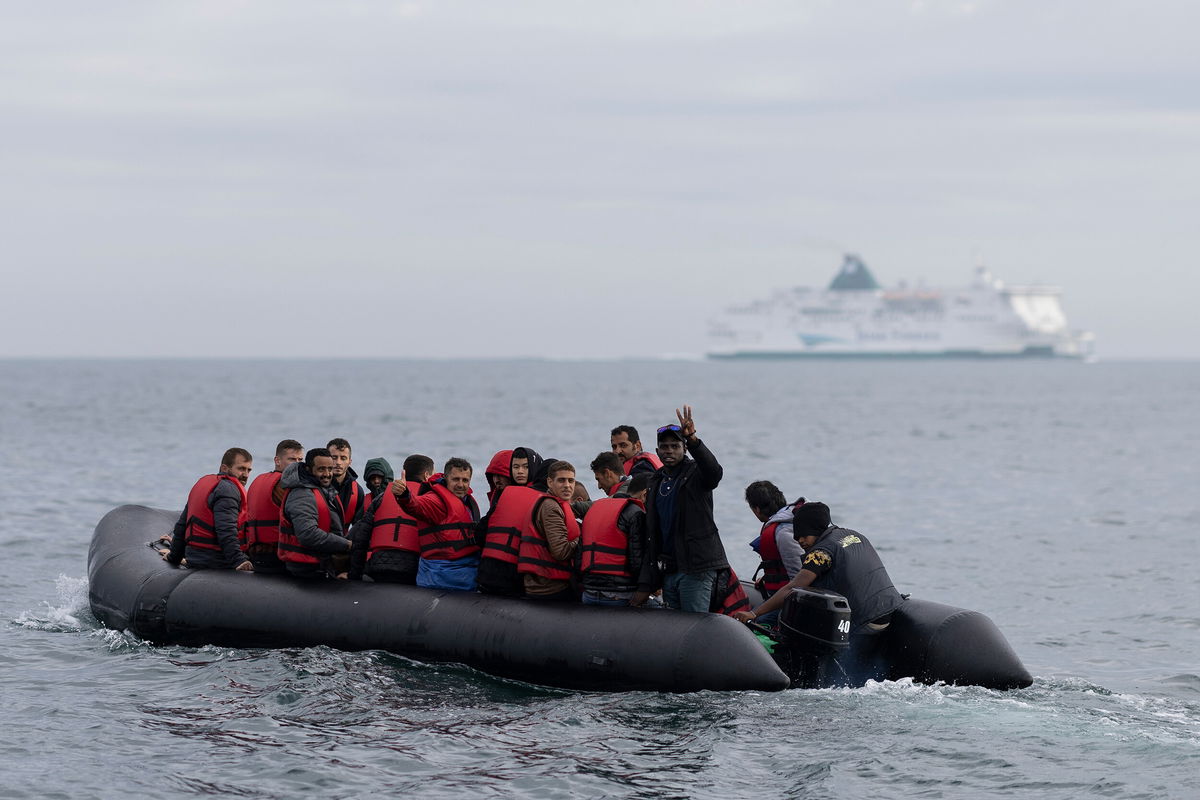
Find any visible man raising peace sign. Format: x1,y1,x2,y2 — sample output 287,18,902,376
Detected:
638,405,730,613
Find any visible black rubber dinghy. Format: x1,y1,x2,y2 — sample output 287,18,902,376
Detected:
89,505,1031,692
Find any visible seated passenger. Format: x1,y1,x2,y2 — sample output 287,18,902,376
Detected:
363,457,394,501
241,439,304,575
349,454,433,584
394,457,481,591
484,449,514,503
166,447,255,571
519,460,582,603
589,451,630,497
277,448,354,579
579,472,652,606
733,502,904,634
509,446,543,487
327,437,366,528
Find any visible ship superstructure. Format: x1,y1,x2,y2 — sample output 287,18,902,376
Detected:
707,255,1093,359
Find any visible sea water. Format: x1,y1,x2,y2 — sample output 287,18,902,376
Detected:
1,358,1197,799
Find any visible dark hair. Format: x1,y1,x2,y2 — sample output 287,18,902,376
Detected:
275,439,303,457
403,454,435,481
221,447,252,467
590,451,624,474
793,501,831,535
627,472,652,495
546,460,575,479
610,425,640,444
326,438,351,453
306,447,332,468
744,480,787,515
444,457,472,475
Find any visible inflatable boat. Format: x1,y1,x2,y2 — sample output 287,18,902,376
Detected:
88,505,1032,693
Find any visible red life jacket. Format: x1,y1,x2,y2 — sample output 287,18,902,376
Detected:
415,482,480,561
183,474,248,553
242,471,283,549
623,451,663,475
277,488,335,565
366,490,420,560
481,485,544,566
339,479,365,527
579,496,642,581
756,520,791,594
754,500,805,594
517,496,581,581
711,568,751,616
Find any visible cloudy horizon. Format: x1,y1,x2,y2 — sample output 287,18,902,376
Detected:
2,1,1196,359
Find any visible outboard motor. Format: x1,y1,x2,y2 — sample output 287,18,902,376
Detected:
776,587,852,688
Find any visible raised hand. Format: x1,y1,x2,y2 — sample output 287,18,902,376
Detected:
675,404,696,440
391,469,408,498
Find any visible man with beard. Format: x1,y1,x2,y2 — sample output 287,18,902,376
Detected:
166,447,254,571
277,448,354,579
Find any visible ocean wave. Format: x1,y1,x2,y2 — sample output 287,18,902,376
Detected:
10,575,92,632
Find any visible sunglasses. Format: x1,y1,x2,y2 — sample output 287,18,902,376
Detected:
657,424,682,434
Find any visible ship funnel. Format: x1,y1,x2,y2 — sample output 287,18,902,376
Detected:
829,254,881,290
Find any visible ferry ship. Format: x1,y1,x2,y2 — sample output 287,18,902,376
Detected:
707,255,1094,359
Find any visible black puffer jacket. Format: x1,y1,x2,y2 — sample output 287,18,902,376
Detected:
642,437,729,581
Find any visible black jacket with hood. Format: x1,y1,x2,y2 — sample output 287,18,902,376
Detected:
641,437,729,583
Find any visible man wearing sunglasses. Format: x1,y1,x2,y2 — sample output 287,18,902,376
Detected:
640,405,729,613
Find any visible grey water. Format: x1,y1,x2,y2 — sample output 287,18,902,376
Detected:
1,358,1197,799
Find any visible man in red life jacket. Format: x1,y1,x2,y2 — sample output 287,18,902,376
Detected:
241,439,304,574
166,447,254,571
393,457,481,591
327,437,366,529
277,448,354,579
589,451,630,497
580,471,653,606
349,454,433,584
744,480,807,615
519,460,582,602
610,425,663,476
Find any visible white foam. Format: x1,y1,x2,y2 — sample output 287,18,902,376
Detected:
12,575,91,632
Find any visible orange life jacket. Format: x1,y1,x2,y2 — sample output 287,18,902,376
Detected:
366,490,420,560
415,482,480,561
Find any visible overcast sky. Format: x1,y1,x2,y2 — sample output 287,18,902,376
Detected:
2,1,1196,359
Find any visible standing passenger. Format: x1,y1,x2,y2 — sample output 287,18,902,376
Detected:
242,439,303,574
394,457,481,591
643,406,729,613
327,437,366,528
167,448,254,571
277,448,353,579
610,425,663,476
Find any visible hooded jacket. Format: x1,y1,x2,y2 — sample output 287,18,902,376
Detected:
362,458,395,498
279,461,352,555
642,437,729,581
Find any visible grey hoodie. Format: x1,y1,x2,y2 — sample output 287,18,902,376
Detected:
280,461,352,554
766,504,807,580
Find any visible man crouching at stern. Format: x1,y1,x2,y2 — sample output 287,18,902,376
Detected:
277,448,354,579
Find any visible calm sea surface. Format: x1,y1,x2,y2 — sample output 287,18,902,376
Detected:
1,359,1197,799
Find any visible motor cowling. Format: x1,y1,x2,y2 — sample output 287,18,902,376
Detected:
778,587,851,655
